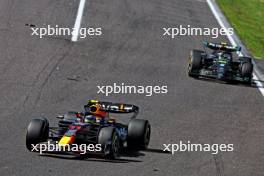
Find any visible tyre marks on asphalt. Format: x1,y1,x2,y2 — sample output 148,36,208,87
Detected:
20,43,72,115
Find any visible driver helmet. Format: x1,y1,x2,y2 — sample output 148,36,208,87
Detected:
86,100,108,118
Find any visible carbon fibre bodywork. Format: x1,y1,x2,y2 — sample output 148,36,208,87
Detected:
188,42,253,84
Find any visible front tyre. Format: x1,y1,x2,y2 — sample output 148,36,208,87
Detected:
98,127,120,159
188,50,203,78
26,117,49,151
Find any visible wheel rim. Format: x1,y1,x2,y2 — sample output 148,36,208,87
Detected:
112,134,119,157
144,125,150,147
188,57,193,72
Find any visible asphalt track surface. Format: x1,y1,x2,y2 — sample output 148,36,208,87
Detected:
0,0,264,175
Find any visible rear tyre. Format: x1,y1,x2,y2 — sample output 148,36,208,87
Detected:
127,119,151,150
188,50,203,78
241,62,253,84
98,127,120,159
239,57,252,64
26,117,49,151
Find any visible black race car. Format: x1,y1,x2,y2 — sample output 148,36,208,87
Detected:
188,41,253,84
26,100,151,159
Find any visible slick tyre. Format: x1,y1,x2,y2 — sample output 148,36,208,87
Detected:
241,62,253,84
127,119,151,150
239,57,252,64
26,117,49,151
188,50,203,78
98,127,120,159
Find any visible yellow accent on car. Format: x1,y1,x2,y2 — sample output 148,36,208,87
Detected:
59,136,73,145
89,100,99,104
120,104,124,110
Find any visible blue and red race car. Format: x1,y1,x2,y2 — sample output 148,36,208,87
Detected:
26,100,151,159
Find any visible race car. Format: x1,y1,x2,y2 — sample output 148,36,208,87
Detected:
26,100,151,159
188,41,253,84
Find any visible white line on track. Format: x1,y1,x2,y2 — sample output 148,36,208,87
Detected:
207,0,264,96
71,0,86,42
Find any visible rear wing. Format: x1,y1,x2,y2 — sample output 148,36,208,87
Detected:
203,41,241,52
84,101,139,114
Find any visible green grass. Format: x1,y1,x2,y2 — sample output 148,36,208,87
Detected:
216,0,264,59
